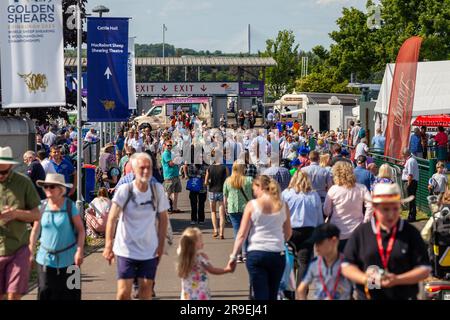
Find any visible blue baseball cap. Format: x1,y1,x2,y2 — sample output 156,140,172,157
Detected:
290,158,302,167
298,146,310,155
341,149,350,157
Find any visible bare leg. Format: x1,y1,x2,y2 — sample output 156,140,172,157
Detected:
218,202,226,238
210,201,218,236
172,192,179,211
117,279,133,300
138,278,154,300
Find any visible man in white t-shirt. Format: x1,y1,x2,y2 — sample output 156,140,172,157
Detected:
355,138,369,159
103,152,170,300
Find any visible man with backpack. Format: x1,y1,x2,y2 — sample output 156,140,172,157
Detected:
103,152,170,300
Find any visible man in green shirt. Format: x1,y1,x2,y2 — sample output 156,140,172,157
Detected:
0,146,41,300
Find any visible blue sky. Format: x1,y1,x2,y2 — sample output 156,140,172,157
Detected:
86,0,367,53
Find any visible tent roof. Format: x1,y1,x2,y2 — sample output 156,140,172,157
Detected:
412,115,450,127
375,60,450,116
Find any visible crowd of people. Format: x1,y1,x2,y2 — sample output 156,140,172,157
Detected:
1,109,448,301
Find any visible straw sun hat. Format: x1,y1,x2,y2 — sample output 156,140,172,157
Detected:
36,173,73,189
0,147,19,165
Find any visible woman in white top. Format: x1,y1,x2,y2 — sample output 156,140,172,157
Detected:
228,175,292,300
323,162,373,252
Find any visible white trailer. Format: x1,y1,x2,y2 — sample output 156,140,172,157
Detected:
305,103,355,132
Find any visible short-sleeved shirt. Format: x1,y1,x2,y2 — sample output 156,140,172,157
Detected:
302,256,352,300
0,171,41,256
354,167,375,191
430,173,448,193
343,218,431,300
223,176,253,213
36,199,79,268
162,150,179,180
112,182,170,260
40,158,57,175
402,156,419,181
51,158,75,183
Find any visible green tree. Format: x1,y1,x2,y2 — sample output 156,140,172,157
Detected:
261,30,300,98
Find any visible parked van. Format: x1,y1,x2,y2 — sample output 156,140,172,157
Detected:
134,97,212,129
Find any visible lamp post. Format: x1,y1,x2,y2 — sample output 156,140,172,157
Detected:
75,1,83,214
92,5,110,147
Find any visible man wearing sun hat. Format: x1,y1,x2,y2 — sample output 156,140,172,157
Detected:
341,183,431,300
0,146,41,300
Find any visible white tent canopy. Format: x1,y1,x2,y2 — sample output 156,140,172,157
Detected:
375,60,450,116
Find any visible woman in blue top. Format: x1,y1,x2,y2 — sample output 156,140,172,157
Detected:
29,174,85,300
281,171,324,283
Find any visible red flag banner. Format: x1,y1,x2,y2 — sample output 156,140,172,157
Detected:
384,36,423,160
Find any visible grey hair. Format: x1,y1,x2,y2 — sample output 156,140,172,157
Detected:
130,152,153,170
24,150,36,158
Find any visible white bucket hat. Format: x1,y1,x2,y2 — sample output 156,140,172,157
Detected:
0,147,19,165
36,173,73,189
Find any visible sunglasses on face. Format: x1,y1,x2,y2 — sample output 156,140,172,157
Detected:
0,168,11,176
43,185,57,190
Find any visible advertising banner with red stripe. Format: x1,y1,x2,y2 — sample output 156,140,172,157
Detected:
384,36,423,159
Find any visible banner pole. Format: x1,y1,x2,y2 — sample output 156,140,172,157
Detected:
76,0,84,214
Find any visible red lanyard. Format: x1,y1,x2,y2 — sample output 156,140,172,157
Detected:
376,221,397,271
318,255,343,300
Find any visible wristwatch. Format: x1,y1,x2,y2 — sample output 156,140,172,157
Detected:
229,254,237,262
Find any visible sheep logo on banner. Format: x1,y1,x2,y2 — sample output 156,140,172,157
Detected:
18,72,48,93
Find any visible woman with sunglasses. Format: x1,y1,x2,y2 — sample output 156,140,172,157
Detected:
29,174,85,300
341,183,431,300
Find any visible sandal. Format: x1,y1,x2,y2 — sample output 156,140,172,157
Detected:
212,232,218,238
220,235,225,240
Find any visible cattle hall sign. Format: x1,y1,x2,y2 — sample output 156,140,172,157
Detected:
136,82,239,96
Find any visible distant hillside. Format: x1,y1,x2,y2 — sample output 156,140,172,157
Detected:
64,43,259,58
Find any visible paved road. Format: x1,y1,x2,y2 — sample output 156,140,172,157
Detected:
24,186,250,300
23,179,429,300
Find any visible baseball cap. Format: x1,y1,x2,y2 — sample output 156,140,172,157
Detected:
298,146,310,155
290,158,302,167
341,149,350,157
308,223,341,244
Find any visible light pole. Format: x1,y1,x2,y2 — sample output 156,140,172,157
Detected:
92,5,110,147
75,1,83,214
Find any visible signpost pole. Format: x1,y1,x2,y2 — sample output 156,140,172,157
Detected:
76,1,83,214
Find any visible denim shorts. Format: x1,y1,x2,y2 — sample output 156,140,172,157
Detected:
116,256,158,280
208,192,224,202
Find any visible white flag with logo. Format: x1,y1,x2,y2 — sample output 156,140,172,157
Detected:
0,0,65,108
128,37,137,110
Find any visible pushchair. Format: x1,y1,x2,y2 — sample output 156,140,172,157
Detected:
279,241,299,300
422,196,450,300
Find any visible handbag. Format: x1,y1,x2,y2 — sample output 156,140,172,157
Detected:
187,177,202,192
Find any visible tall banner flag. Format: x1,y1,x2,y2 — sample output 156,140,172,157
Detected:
128,37,137,110
384,36,423,160
0,0,65,108
87,17,130,121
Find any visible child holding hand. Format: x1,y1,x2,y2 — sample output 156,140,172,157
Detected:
177,227,234,300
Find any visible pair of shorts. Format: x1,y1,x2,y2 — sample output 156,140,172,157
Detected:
0,245,31,295
116,256,158,280
163,177,182,194
209,192,224,202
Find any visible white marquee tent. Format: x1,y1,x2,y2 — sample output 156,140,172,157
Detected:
375,60,450,116
374,60,450,131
